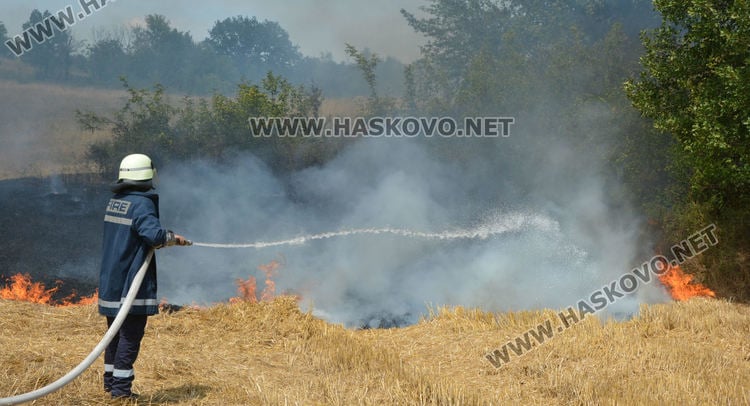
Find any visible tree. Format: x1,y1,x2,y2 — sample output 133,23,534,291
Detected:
207,16,301,80
400,0,656,116
20,9,75,80
129,15,199,89
0,21,11,58
81,74,325,175
87,38,127,85
625,0,750,300
344,44,396,116
625,0,750,209
79,79,175,174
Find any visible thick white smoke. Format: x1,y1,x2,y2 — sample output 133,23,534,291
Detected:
155,137,669,327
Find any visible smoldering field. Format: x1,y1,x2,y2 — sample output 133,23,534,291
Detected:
146,133,669,327
0,89,671,327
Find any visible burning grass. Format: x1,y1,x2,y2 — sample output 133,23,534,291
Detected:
0,273,97,307
0,296,748,405
658,264,716,301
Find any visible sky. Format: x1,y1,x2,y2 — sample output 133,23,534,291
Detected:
1,0,427,62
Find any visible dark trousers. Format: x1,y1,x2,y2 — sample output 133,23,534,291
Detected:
103,315,148,396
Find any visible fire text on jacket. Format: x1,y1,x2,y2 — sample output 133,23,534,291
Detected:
107,199,131,214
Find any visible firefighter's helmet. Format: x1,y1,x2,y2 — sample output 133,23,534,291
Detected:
118,153,155,181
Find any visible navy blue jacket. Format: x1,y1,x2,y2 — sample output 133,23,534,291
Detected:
98,190,168,317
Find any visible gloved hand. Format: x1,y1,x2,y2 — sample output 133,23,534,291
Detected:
174,234,191,246
165,231,192,246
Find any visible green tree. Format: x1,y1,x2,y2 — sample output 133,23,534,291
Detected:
399,0,656,183
625,0,750,300
212,72,324,170
87,38,127,85
400,0,655,116
207,16,301,81
625,0,750,209
20,9,75,80
81,74,325,175
0,21,10,58
79,79,175,174
129,15,200,90
344,44,396,116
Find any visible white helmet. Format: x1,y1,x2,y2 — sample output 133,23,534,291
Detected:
118,153,155,181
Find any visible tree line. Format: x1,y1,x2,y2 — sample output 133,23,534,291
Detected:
0,12,404,97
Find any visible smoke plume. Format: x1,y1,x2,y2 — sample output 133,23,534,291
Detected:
155,134,669,327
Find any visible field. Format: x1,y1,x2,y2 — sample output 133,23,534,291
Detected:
0,80,125,179
0,80,361,180
0,296,748,405
0,80,747,405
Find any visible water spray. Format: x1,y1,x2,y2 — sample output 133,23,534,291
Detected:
191,212,558,249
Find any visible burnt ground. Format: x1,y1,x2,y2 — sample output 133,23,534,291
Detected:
0,174,108,299
0,175,429,326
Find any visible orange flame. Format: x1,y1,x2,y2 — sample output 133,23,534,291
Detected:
230,260,282,303
0,273,98,306
259,260,279,302
230,276,258,304
58,290,98,307
0,273,57,304
658,264,715,301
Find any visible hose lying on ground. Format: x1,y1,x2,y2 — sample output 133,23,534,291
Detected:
0,250,154,406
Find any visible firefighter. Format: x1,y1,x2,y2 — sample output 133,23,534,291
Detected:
98,153,189,399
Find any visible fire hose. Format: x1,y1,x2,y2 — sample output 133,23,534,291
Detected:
0,250,155,406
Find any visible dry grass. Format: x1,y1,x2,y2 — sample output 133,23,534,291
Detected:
0,80,126,179
0,80,365,181
320,98,368,118
0,297,748,405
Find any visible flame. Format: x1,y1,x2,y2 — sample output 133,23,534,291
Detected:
658,264,715,301
1,259,292,309
230,260,282,303
72,291,99,306
0,273,97,306
259,260,279,302
0,273,57,304
58,290,98,307
230,276,258,304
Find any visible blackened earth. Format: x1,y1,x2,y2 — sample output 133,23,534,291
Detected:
0,174,107,301
0,175,415,327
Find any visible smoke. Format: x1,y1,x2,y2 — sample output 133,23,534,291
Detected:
0,1,671,327
154,134,669,327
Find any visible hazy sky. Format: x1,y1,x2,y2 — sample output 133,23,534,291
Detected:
2,0,427,62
